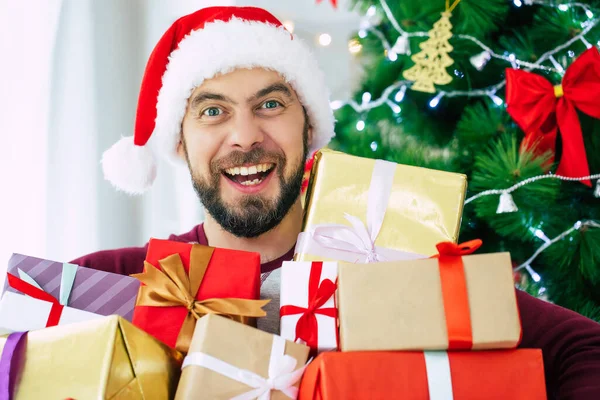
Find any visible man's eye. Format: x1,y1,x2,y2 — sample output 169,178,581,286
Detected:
203,107,222,117
261,100,281,109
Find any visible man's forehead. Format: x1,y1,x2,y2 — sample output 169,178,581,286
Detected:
190,68,296,100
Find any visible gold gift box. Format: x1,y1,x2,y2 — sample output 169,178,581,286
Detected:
176,314,310,400
297,149,467,261
338,253,522,351
0,316,183,399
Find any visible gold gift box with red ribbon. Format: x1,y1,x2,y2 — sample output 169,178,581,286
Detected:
338,240,522,351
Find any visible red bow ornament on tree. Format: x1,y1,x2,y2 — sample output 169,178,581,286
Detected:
505,47,600,186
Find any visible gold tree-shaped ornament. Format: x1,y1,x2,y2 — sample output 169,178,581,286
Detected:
403,0,461,93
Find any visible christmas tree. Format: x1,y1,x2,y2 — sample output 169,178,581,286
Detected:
331,0,600,320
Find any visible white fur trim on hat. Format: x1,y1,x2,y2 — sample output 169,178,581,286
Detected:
154,17,335,165
101,136,157,194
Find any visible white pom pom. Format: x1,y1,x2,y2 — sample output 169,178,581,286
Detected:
101,136,157,195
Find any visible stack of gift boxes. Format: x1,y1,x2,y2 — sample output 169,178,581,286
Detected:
0,149,547,399
283,149,546,398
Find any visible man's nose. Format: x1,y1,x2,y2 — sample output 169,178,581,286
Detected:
227,112,264,151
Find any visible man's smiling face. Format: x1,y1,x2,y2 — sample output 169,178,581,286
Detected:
177,68,312,238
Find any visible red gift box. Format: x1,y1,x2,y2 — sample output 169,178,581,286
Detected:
132,238,266,353
299,350,547,400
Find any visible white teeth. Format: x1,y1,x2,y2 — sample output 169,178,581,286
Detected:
240,178,262,186
225,163,273,176
258,163,273,173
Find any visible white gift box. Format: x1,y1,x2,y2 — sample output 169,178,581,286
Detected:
0,291,103,333
279,261,338,352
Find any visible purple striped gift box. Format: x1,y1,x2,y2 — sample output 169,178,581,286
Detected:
4,253,140,321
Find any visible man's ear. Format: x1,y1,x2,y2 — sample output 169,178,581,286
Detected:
303,106,314,148
306,126,314,148
176,134,186,161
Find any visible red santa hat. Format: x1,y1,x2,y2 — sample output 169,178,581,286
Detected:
102,6,335,194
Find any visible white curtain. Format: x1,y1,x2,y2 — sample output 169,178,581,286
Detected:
0,0,64,275
0,0,359,280
0,0,223,273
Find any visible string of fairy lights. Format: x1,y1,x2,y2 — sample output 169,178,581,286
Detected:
466,172,600,288
514,220,600,286
331,0,600,288
464,173,600,211
332,0,600,114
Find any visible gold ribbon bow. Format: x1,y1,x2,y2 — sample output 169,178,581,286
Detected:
132,245,270,352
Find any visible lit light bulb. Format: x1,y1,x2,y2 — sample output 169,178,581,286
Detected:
558,4,569,11
370,141,378,151
318,33,332,47
356,120,366,131
367,5,376,17
489,93,504,106
586,9,594,18
525,265,542,282
348,39,362,54
513,0,522,7
580,37,593,49
387,51,398,61
395,86,407,103
508,53,518,68
429,93,444,108
362,92,372,104
387,101,401,114
533,228,551,244
358,29,367,38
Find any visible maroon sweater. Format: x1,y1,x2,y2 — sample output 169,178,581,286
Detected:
72,224,600,400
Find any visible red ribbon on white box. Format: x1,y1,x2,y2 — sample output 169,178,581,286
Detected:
279,261,338,352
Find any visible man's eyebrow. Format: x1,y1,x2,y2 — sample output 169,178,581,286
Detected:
189,92,237,110
248,83,293,102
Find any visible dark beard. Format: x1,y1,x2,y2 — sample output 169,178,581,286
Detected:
185,124,309,238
